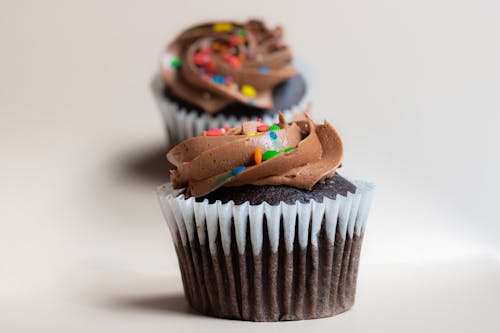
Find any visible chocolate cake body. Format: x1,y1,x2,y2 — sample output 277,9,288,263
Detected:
172,208,363,321
195,174,356,205
163,74,307,119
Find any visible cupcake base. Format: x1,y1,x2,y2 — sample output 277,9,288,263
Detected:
173,219,363,321
158,180,374,321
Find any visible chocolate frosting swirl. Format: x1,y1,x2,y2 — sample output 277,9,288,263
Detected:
167,114,344,198
161,20,297,114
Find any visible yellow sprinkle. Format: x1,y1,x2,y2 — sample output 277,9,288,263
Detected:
191,28,202,36
246,132,264,138
213,22,233,32
241,84,256,98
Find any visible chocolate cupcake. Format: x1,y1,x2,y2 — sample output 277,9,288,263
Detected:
157,114,374,321
152,20,311,147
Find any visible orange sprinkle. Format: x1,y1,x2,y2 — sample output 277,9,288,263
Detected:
254,147,262,165
212,42,222,52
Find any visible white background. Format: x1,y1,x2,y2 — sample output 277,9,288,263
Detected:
1,0,499,332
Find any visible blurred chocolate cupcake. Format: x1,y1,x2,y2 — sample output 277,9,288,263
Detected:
157,114,374,321
152,20,311,147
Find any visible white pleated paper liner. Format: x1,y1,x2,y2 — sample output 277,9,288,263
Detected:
151,65,312,148
157,179,374,321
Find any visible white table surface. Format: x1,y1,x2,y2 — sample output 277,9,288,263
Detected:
2,1,499,332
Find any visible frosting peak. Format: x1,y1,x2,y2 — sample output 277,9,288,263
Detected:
161,20,297,114
167,114,344,197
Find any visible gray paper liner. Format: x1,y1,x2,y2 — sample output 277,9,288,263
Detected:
158,180,374,321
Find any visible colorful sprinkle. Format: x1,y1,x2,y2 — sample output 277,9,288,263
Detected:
205,128,222,136
212,75,225,84
246,132,262,137
213,22,234,32
231,166,246,175
269,125,281,131
193,53,208,65
269,131,278,140
237,28,246,36
254,148,262,164
219,45,228,53
170,57,181,68
257,117,262,122
262,150,280,161
204,59,216,72
223,54,241,68
212,42,223,52
241,84,256,98
283,147,295,153
257,124,269,132
215,172,234,186
259,66,269,74
229,35,245,46
191,28,202,36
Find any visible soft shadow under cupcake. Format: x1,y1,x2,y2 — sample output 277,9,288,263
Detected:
109,293,200,316
120,144,173,185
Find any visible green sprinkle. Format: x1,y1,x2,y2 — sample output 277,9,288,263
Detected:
171,57,181,68
237,28,246,36
269,125,281,131
262,150,280,161
283,147,295,153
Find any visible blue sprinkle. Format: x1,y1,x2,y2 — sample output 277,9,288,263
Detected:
269,131,278,140
212,75,225,84
214,172,233,186
232,166,246,175
259,66,269,74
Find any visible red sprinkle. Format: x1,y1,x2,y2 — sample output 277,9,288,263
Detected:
229,57,241,68
205,128,222,136
222,54,241,69
223,125,230,131
193,53,208,65
257,117,262,122
204,59,216,72
257,124,270,132
229,35,244,46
